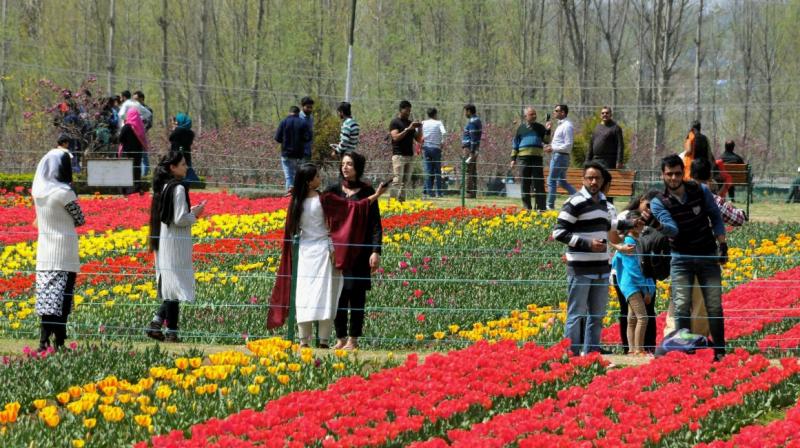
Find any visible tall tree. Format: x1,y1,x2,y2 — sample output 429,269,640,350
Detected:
593,0,630,113
249,0,266,125
158,0,169,128
733,0,755,148
693,0,703,121
754,2,781,177
636,0,690,166
197,0,211,133
0,0,8,133
560,0,591,112
515,0,547,109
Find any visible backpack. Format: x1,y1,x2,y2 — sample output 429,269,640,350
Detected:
655,328,709,357
636,226,671,280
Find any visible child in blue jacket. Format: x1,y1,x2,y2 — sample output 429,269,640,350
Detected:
612,210,656,355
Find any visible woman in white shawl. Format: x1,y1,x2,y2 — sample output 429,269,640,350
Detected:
33,135,85,351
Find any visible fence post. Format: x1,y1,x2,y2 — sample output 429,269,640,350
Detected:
746,165,752,218
460,157,466,208
287,234,300,343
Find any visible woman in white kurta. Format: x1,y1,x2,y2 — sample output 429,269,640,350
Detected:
277,163,388,348
294,194,343,341
145,151,205,342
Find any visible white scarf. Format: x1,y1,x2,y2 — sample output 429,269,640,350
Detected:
32,148,72,199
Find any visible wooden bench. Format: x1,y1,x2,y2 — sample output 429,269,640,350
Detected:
720,163,752,216
542,168,637,198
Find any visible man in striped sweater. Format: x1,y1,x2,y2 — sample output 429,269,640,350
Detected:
553,161,637,356
333,102,360,156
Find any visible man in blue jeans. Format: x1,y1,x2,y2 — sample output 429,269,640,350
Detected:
553,161,636,355
649,154,728,360
544,104,577,209
274,106,311,191
421,108,447,197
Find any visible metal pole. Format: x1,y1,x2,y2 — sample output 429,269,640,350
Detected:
287,234,300,342
344,0,357,102
460,157,467,208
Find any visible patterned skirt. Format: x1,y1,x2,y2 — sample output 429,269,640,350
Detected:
35,271,75,317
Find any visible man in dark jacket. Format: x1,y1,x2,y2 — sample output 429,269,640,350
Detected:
718,140,745,201
275,106,312,191
586,106,625,170
649,154,728,361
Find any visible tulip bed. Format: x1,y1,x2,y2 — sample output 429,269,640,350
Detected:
0,338,395,446
4,189,800,446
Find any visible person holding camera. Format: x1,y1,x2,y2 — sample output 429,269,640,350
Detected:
649,154,728,361
389,100,422,202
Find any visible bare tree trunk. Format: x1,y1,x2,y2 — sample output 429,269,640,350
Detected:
0,0,9,133
735,0,755,148
693,0,703,121
756,3,779,178
249,0,266,125
593,0,630,113
561,0,590,111
557,6,566,101
638,0,689,164
158,0,169,128
197,0,210,134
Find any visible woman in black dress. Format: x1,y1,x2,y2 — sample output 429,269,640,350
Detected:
324,152,383,350
169,113,199,183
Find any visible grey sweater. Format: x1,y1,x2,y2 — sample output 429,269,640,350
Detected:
587,121,624,168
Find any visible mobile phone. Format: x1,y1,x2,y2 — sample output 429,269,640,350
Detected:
545,113,551,121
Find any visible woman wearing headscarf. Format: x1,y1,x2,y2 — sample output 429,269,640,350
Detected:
169,113,199,183
145,150,206,342
324,152,383,350
118,107,149,194
33,135,85,351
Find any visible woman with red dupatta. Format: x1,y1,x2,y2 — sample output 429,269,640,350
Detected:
118,107,150,194
268,163,388,348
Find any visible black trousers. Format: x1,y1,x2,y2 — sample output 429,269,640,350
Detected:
40,272,76,348
518,155,545,211
154,278,180,331
335,287,366,338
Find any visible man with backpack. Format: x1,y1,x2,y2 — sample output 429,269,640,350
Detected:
661,158,748,338
649,154,728,361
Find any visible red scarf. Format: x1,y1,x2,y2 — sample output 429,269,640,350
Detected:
267,192,372,329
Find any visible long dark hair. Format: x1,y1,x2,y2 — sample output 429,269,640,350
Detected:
340,151,366,187
286,163,319,236
625,190,661,212
149,150,186,251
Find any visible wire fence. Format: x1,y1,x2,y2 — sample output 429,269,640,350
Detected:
1,148,799,352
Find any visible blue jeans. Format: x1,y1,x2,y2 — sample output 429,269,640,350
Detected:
281,157,301,191
423,145,443,197
142,153,150,176
671,254,726,355
565,274,609,355
547,152,577,209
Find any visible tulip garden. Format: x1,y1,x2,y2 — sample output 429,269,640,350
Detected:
2,187,800,446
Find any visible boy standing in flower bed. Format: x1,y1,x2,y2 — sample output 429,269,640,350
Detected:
553,161,636,356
